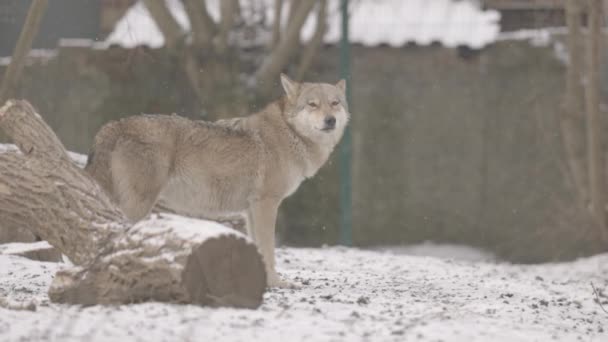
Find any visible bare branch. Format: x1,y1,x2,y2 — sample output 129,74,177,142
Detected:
142,0,183,48
255,0,316,91
0,0,48,103
272,0,284,48
296,0,327,80
182,0,216,49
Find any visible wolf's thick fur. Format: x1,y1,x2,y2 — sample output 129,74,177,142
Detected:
85,75,349,287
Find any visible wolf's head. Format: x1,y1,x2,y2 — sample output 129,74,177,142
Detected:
280,74,350,144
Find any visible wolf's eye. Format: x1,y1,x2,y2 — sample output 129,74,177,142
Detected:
331,100,340,107
308,101,318,108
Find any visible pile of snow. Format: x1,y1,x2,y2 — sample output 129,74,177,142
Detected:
0,241,54,256
105,0,500,50
371,241,496,262
1,246,606,341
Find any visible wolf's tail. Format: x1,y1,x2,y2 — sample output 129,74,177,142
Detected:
84,121,121,196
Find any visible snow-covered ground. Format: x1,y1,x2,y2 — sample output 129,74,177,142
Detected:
1,245,606,342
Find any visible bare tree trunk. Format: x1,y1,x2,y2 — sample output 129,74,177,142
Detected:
0,0,47,103
183,53,208,108
585,0,608,239
561,0,588,203
296,0,327,81
143,1,210,110
255,0,316,92
272,0,284,48
217,0,237,54
141,0,183,48
287,0,303,25
182,0,215,49
0,100,266,307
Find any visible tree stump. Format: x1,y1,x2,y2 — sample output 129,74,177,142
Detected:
0,100,266,308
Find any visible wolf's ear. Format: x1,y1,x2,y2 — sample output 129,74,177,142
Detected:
336,79,347,93
280,73,299,101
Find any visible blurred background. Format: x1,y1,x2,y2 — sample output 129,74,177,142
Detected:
1,0,607,262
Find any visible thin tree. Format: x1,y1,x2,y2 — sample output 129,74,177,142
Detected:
0,0,48,103
584,0,607,240
561,0,587,203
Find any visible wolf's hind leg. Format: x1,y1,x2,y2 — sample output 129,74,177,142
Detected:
111,142,171,222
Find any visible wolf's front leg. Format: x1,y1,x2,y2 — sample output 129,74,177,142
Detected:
248,199,293,288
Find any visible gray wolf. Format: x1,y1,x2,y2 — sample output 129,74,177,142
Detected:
85,74,350,287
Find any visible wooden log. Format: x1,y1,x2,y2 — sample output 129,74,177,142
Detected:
0,100,266,308
0,144,90,252
49,214,266,307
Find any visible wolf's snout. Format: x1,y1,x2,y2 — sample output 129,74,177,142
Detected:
323,116,336,130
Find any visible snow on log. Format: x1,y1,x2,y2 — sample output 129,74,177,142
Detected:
0,100,266,308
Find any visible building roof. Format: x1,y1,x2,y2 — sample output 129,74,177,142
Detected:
105,0,501,50
482,0,564,10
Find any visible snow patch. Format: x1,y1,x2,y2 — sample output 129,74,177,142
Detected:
372,241,496,262
0,248,606,341
0,241,54,255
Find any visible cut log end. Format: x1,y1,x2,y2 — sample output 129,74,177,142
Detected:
183,235,267,309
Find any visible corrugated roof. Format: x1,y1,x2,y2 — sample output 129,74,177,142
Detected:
105,0,500,49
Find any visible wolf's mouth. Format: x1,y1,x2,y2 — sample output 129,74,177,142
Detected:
320,127,335,132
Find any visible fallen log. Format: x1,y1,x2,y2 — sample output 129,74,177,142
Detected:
0,144,87,247
0,100,266,308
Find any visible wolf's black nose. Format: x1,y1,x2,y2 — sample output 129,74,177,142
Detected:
324,116,336,129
